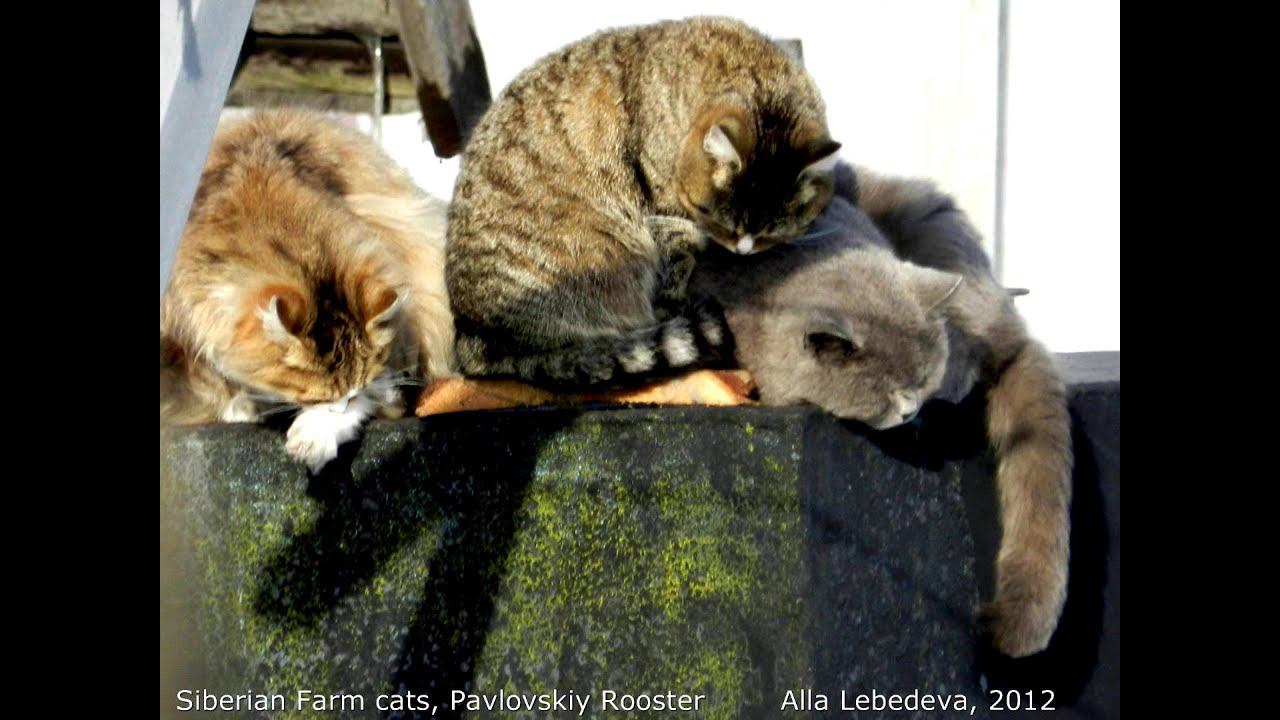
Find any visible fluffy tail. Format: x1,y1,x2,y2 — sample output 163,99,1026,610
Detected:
982,338,1073,657
454,304,731,389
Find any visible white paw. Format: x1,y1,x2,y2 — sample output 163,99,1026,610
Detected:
284,403,368,473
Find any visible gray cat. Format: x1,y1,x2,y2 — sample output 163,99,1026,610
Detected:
690,165,1073,658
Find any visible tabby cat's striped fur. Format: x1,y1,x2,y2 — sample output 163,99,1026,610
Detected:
446,17,840,387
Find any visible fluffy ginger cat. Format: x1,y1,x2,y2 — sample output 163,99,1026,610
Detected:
691,164,1073,658
160,110,454,472
446,17,841,388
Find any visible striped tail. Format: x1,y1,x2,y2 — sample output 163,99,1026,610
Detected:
982,338,1074,657
454,304,732,389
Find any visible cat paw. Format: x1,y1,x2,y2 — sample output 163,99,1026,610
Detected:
979,596,1059,658
285,408,364,473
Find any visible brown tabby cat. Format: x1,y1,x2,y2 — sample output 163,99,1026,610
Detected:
160,109,455,472
446,17,841,387
691,164,1072,657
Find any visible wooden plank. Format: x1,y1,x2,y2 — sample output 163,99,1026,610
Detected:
225,35,417,113
250,0,400,37
225,89,419,115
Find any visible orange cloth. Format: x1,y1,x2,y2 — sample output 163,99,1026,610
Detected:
416,370,757,417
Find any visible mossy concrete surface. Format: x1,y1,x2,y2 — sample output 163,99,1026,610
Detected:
162,362,1120,720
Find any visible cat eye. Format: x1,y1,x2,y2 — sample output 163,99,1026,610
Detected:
805,331,860,365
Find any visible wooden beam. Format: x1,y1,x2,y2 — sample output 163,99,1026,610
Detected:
225,34,418,114
250,0,400,37
393,0,491,157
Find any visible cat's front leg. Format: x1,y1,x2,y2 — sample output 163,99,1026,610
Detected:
284,396,375,473
372,380,408,419
219,392,259,423
648,216,707,316
646,215,708,256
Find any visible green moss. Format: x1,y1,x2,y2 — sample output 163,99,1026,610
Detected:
172,413,816,718
471,416,812,718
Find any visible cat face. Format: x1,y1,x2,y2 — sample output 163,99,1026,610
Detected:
225,273,406,407
750,255,962,430
676,104,840,256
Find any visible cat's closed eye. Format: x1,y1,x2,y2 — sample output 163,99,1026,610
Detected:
805,331,860,365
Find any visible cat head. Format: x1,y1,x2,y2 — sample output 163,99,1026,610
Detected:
675,102,840,256
223,268,407,406
750,251,962,429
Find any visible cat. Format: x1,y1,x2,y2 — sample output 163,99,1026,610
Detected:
445,16,841,388
690,164,1073,658
160,109,455,473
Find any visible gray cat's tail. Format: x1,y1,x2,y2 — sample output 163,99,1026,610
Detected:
981,336,1073,657
454,304,732,388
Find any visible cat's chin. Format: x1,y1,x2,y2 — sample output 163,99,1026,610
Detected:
865,413,921,432
827,410,903,432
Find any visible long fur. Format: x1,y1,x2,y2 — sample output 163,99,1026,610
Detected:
160,110,455,471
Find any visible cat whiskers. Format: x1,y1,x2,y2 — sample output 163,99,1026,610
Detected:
254,403,302,419
376,367,427,388
796,226,840,242
238,389,293,405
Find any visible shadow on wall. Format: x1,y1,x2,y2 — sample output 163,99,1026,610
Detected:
864,389,1115,711
251,411,575,718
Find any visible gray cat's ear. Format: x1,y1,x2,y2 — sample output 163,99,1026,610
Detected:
910,267,964,317
255,285,308,343
804,317,863,366
704,124,743,170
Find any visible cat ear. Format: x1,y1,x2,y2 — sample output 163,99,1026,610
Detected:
360,282,405,327
910,267,964,318
800,139,842,178
804,317,863,366
255,285,308,342
704,124,743,171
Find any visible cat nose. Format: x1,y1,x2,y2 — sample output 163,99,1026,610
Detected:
900,409,917,423
735,235,755,254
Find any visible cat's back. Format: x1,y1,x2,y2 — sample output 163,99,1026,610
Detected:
193,110,423,221
454,16,809,195
168,111,450,347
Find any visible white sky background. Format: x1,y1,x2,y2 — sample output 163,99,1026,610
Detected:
233,1,1120,353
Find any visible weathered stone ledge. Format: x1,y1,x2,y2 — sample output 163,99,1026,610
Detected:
160,353,1119,719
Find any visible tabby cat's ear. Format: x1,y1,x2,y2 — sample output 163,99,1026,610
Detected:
704,124,742,170
800,139,842,178
909,266,964,318
255,285,309,342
